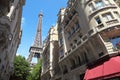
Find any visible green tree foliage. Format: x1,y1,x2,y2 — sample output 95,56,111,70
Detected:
10,55,30,80
27,59,42,80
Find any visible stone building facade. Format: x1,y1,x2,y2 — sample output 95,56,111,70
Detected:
0,0,25,79
56,0,120,80
41,25,59,80
41,0,120,80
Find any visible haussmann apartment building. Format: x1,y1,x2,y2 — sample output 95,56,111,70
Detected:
41,25,60,80
0,0,25,80
41,0,120,80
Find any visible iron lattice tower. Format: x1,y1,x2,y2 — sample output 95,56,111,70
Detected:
27,13,43,63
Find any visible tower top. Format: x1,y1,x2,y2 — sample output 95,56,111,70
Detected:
39,12,43,17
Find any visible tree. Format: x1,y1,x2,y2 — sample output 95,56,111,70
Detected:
10,55,30,80
27,59,42,80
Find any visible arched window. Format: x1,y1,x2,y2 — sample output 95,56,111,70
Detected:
77,56,81,66
70,59,76,70
81,52,88,65
63,65,68,74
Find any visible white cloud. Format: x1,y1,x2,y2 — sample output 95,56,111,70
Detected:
21,17,25,27
16,53,28,59
16,53,20,56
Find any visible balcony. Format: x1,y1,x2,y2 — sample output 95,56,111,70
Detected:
88,29,94,36
67,26,81,40
77,39,82,46
72,44,77,50
106,19,119,26
96,23,104,29
59,55,64,59
89,4,117,17
96,19,120,32
67,0,77,13
68,48,72,54
101,26,120,39
64,12,78,29
82,35,88,41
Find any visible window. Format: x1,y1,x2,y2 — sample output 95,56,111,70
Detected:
70,59,76,70
81,52,88,65
95,0,104,9
77,56,81,66
114,12,120,18
70,43,73,47
74,39,77,43
60,50,64,58
65,20,69,25
95,17,101,24
89,3,95,12
75,22,80,30
59,38,63,45
68,31,71,39
79,33,83,38
58,28,62,34
102,13,113,22
63,65,68,74
99,52,104,57
2,65,4,69
71,27,75,35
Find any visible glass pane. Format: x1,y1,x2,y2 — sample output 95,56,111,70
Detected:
96,17,101,24
102,13,113,21
107,14,113,20
60,50,64,57
96,0,104,9
89,3,95,11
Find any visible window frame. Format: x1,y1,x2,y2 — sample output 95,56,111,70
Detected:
95,16,102,24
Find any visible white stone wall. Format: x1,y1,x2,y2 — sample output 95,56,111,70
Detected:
41,25,59,80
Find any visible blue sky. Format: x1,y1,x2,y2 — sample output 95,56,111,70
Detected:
17,0,67,60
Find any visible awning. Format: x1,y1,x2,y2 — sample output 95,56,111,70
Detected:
84,56,120,80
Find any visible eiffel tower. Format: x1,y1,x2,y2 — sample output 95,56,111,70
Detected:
27,13,43,63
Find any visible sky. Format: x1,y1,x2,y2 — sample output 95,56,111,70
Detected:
17,0,67,61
